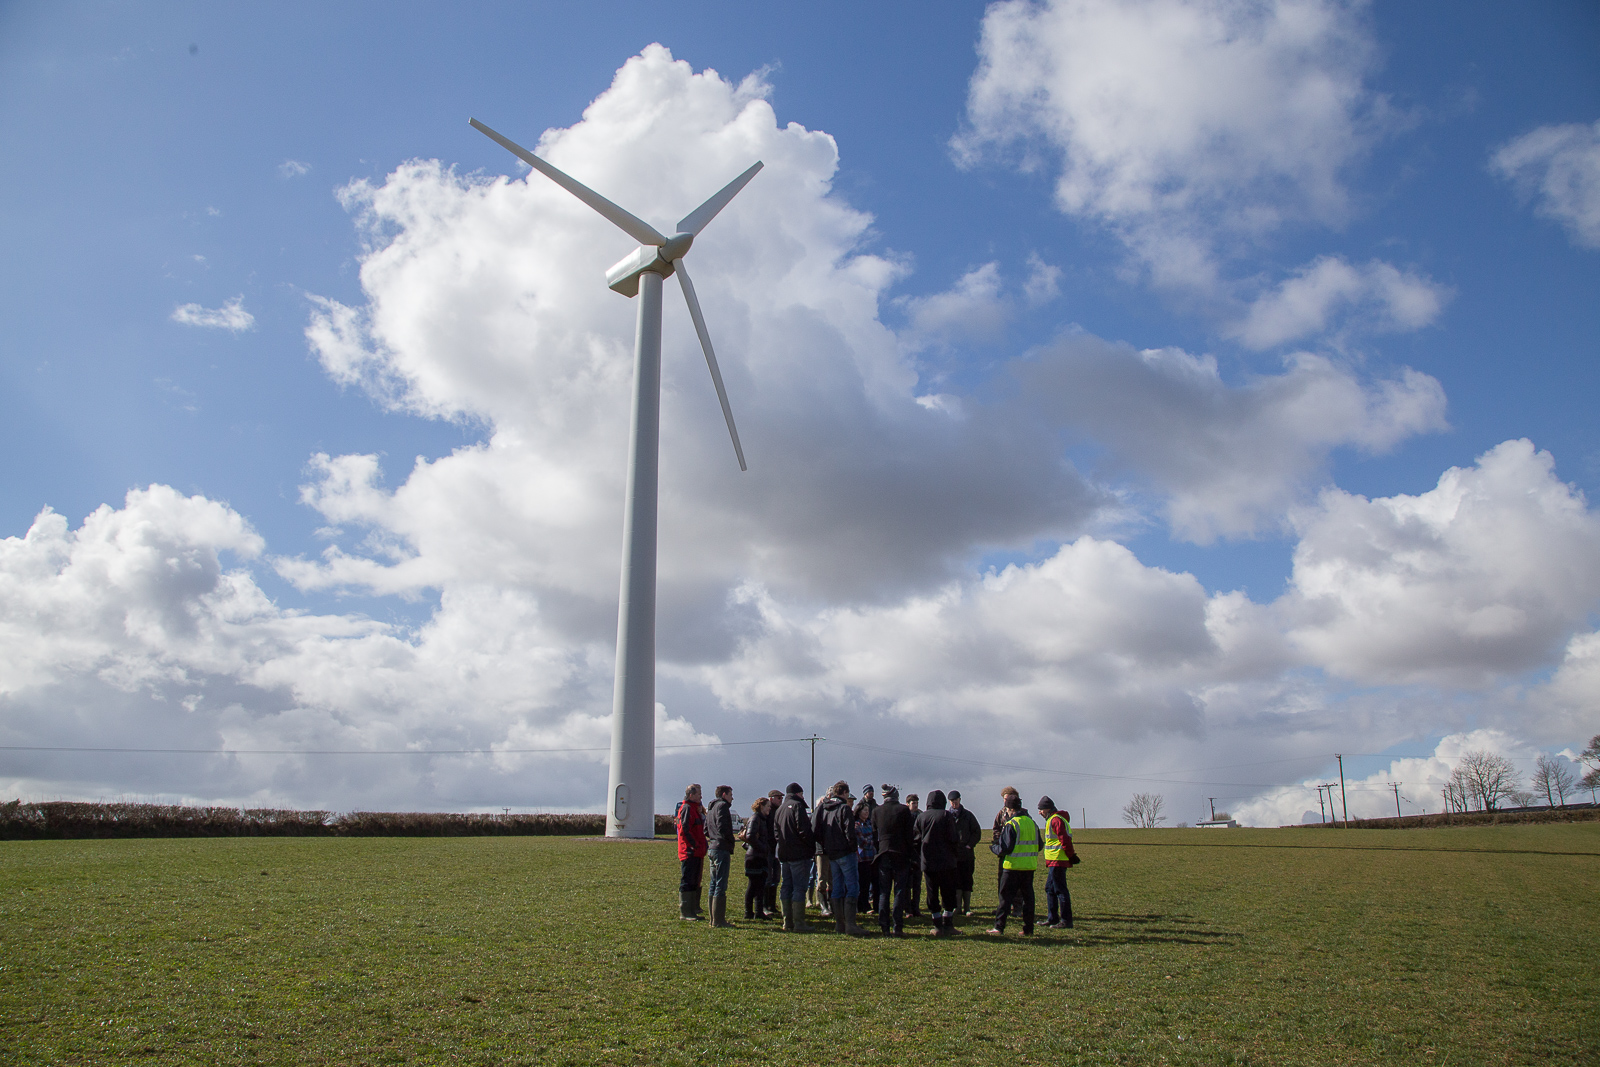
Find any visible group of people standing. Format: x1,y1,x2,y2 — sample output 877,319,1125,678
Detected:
673,781,1080,937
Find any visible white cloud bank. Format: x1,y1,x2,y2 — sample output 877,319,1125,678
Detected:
1491,120,1600,250
954,0,1448,343
5,48,1596,817
171,295,254,332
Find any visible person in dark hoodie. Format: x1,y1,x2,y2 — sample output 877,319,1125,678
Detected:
814,780,869,936
705,785,736,929
872,784,914,936
742,795,774,920
912,789,963,936
948,790,983,915
774,782,816,932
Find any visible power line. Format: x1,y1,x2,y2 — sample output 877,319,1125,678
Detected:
0,737,819,757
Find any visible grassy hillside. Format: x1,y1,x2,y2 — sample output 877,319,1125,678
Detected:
2,825,1596,1065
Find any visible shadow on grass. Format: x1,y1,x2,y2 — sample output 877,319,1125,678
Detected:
1090,841,1600,857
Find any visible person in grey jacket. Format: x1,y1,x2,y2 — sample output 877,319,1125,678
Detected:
705,785,736,929
912,789,962,936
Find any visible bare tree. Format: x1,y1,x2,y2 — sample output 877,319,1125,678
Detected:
1581,734,1600,802
1121,793,1166,828
1532,754,1576,807
1455,750,1521,812
1442,769,1471,813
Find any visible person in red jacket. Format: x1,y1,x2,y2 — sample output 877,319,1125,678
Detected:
676,783,708,921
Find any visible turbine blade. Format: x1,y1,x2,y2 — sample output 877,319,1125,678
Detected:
676,161,764,236
470,118,666,246
674,259,747,472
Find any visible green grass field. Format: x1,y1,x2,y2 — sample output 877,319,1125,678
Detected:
3,824,1596,1066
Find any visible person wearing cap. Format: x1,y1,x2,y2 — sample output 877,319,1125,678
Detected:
912,789,962,936
872,784,914,936
774,782,816,932
992,786,1021,893
1038,796,1081,928
986,791,1040,937
947,790,982,915
814,780,869,936
904,794,923,916
675,783,707,921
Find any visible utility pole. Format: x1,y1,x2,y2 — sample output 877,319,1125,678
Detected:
808,734,823,803
1315,785,1327,824
1336,754,1349,828
1208,798,1217,822
1390,783,1402,822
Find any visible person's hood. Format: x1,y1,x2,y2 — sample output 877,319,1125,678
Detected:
819,795,848,811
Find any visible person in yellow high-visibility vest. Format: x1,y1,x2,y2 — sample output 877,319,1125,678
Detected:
1038,796,1081,929
985,793,1039,936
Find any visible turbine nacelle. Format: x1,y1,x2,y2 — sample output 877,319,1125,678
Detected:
605,233,693,297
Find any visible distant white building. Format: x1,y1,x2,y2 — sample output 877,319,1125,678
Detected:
1196,818,1240,828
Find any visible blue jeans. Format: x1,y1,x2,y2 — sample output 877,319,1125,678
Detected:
780,859,811,902
708,849,731,899
828,853,859,900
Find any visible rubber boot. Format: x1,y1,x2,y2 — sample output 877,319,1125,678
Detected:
834,901,847,935
960,890,972,915
710,895,734,929
843,900,870,937
690,888,704,920
781,899,795,932
679,890,702,921
792,899,812,933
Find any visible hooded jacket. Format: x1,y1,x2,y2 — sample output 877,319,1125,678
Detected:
774,790,816,861
913,801,960,872
812,795,856,859
743,807,773,860
873,798,913,859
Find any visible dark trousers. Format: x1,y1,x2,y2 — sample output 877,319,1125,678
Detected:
995,868,1035,933
1044,865,1073,926
925,867,958,914
744,871,768,917
908,862,922,913
857,857,878,911
956,852,976,894
679,855,704,894
766,855,780,910
876,854,913,933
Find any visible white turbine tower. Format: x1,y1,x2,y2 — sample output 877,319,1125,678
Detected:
470,118,760,838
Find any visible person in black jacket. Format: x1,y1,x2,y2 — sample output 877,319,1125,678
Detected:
741,796,773,920
872,784,914,936
854,785,878,914
705,785,736,929
948,789,983,915
913,789,963,936
774,782,816,932
904,794,923,915
764,789,783,915
813,780,869,935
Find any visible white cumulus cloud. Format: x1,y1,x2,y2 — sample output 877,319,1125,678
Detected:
1231,255,1452,349
1491,120,1600,249
955,0,1390,293
171,295,254,331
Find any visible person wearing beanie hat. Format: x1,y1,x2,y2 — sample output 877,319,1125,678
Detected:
904,794,922,916
1037,796,1081,928
813,780,869,936
855,785,880,915
947,789,982,915
774,783,816,932
765,789,784,916
987,791,1039,937
871,784,914,935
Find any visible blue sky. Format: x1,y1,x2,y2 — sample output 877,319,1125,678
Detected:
3,1,1597,823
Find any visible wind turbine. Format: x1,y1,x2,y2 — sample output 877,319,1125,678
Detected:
469,118,760,838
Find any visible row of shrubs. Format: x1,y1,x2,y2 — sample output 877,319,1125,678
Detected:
1309,805,1599,830
0,800,674,840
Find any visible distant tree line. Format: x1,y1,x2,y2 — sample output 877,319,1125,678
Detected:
1440,739,1594,814
0,801,675,840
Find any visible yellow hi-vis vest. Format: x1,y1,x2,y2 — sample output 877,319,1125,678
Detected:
1002,813,1040,871
1042,813,1071,864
